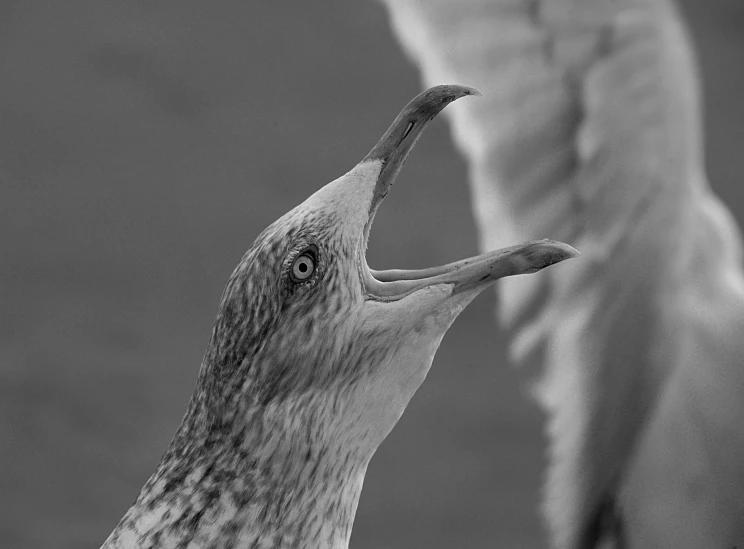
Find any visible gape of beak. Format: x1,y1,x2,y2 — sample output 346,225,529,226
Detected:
357,84,578,300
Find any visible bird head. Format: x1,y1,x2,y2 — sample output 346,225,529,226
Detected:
195,85,578,460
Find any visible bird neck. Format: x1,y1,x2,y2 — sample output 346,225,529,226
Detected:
101,394,371,549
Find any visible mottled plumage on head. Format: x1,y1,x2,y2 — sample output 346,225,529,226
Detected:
200,161,385,413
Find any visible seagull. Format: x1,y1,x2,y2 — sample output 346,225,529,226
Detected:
100,85,577,549
383,0,744,547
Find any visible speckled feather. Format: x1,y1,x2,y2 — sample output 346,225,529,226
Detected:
103,175,398,549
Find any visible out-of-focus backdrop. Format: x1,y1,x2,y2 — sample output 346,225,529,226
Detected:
1,2,742,548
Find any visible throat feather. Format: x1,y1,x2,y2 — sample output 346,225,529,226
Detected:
102,393,370,549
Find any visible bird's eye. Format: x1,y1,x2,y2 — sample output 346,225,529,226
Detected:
290,252,315,282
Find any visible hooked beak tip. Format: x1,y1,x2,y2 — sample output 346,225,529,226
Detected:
363,84,480,230
364,84,481,165
519,240,580,273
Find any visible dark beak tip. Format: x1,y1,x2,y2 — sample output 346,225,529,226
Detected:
421,84,482,111
532,240,581,270
429,83,481,96
451,84,482,98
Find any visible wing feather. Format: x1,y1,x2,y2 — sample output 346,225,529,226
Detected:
383,0,744,546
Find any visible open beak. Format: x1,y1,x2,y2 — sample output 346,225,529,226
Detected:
360,85,579,300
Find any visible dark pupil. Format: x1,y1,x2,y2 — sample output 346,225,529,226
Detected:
299,262,308,273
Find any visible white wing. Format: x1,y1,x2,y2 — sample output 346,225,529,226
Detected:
382,0,744,547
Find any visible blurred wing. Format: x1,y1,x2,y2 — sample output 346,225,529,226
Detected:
383,0,744,547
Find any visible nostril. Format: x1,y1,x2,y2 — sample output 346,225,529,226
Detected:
396,121,415,147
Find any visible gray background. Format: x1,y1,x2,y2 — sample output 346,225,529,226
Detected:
1,2,743,547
